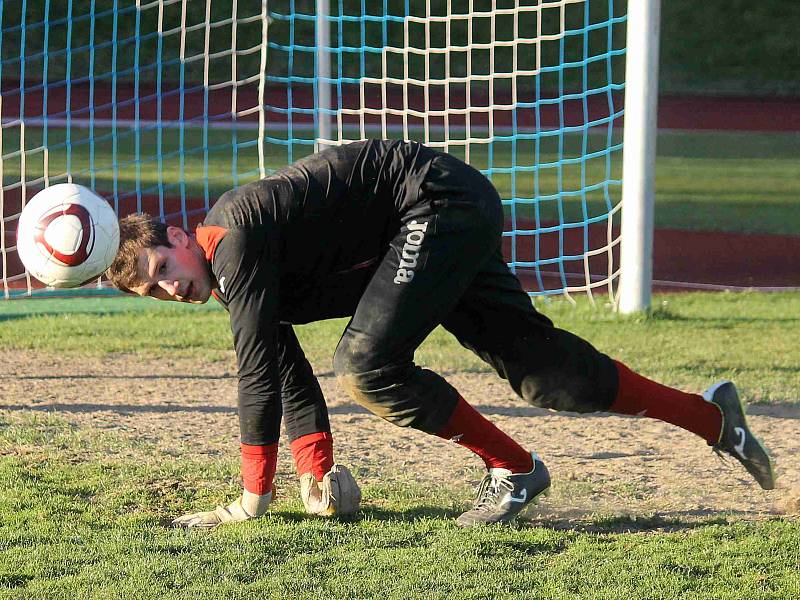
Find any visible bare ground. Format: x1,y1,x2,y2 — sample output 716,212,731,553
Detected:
2,350,798,528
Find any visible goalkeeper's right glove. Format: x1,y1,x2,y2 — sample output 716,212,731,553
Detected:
300,464,361,517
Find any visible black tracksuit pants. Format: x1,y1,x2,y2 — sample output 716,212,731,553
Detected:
332,152,620,434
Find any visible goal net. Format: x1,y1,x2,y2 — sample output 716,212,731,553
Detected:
1,0,626,301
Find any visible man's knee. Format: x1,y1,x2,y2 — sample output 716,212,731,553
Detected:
334,366,422,428
332,344,379,412
516,372,599,412
333,335,454,430
333,334,397,417
333,332,380,382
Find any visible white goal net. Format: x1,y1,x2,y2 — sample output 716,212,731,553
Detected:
1,0,628,302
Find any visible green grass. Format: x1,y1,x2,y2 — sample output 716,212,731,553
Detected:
1,411,799,599
2,291,799,403
652,131,800,234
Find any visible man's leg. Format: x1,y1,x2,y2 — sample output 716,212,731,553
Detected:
441,250,775,489
333,161,535,479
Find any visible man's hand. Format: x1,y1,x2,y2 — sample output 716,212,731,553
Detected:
300,464,361,517
172,489,273,529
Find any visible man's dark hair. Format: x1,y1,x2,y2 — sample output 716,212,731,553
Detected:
106,213,170,293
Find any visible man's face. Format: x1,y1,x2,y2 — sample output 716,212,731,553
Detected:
132,226,213,303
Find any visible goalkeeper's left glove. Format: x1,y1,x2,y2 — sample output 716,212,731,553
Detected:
172,489,273,529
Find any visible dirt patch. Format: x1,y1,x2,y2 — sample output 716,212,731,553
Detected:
2,349,798,527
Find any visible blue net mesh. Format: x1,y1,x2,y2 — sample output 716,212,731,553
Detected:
1,0,625,299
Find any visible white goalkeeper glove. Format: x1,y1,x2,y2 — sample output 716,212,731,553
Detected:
172,489,273,529
300,464,361,517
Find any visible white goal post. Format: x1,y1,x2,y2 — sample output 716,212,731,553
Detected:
618,0,660,313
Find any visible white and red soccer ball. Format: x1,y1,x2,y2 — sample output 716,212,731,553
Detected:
16,183,120,288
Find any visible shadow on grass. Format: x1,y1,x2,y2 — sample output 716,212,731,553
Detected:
268,505,765,535
1,368,490,381
2,402,373,418
0,311,123,323
0,310,157,322
277,505,461,523
157,505,460,531
627,309,800,325
0,313,47,323
1,402,238,415
523,510,767,534
1,373,237,381
99,496,778,536
0,574,35,588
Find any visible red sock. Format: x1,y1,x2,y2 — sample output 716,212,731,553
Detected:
240,442,278,495
611,361,722,444
436,396,533,473
290,432,334,481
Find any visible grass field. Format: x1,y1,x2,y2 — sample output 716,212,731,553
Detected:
4,128,799,235
1,292,799,598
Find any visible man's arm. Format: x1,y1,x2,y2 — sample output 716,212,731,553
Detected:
174,230,283,527
277,324,331,449
277,324,361,516
223,232,283,450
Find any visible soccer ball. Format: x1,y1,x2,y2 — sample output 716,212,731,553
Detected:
16,183,120,288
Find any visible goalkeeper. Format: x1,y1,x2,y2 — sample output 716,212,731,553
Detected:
107,140,775,528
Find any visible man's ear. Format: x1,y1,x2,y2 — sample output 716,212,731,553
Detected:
166,226,189,248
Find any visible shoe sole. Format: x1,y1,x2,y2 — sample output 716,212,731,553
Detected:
704,380,776,490
749,434,777,490
455,486,551,527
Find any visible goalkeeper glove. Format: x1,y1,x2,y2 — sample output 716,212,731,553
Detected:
172,489,273,529
300,464,361,517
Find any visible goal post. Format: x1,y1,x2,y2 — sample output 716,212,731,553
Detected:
619,0,659,313
1,0,654,309
315,0,333,144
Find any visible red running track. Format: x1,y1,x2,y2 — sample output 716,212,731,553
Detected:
2,81,800,132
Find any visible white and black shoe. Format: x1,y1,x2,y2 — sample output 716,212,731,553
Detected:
456,452,551,527
704,381,776,490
